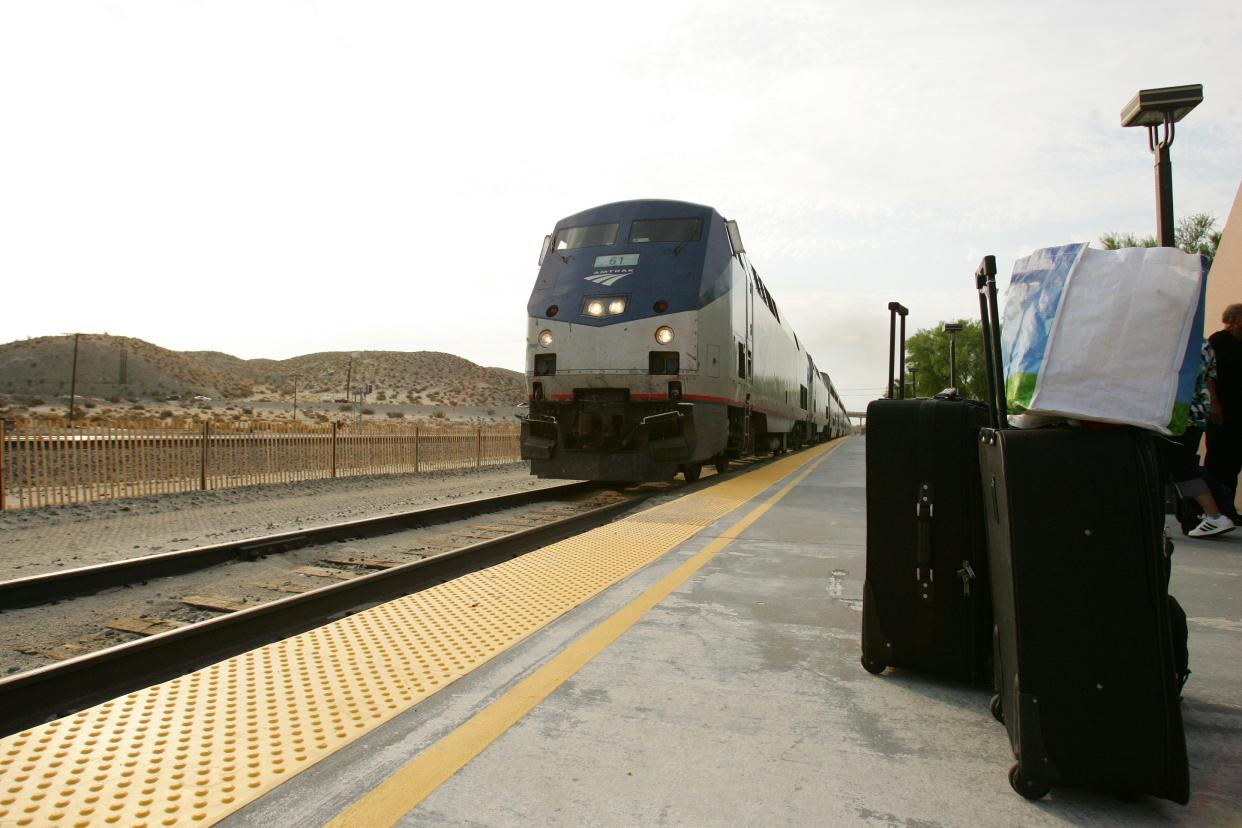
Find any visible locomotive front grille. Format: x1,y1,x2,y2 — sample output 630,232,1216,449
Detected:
573,388,630,404
529,390,685,454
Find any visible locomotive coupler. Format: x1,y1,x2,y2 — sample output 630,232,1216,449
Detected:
642,402,696,462
518,413,558,460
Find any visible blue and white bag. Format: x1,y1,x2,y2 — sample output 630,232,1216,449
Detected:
1002,243,1207,435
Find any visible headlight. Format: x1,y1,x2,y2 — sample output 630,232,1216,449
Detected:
655,326,674,345
586,300,605,317
608,299,626,315
538,330,554,347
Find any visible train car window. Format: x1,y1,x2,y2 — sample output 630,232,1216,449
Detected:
737,343,745,378
554,223,620,250
800,385,808,410
628,218,703,244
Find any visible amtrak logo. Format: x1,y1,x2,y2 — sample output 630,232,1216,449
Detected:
584,268,633,287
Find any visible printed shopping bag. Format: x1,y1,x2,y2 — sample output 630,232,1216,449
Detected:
1002,243,1207,434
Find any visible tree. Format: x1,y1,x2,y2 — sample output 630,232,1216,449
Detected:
1099,212,1221,264
903,319,989,401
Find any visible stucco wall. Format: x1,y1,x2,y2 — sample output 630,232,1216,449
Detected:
1205,180,1242,335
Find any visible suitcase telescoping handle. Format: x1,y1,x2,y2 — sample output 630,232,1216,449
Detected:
887,301,909,400
974,256,1007,429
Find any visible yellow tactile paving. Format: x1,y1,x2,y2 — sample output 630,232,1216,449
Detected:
0,442,837,827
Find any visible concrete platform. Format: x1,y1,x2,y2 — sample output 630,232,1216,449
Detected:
228,436,1242,827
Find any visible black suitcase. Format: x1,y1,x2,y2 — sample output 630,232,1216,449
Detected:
860,301,992,682
974,256,1189,804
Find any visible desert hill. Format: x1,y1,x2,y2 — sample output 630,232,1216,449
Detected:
0,335,525,408
0,335,254,401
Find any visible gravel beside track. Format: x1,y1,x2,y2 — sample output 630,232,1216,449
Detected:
0,463,563,579
0,463,614,676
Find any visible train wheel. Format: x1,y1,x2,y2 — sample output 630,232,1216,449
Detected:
681,463,702,482
713,454,730,475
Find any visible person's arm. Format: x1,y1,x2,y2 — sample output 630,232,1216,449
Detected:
1204,340,1222,424
1209,378,1224,424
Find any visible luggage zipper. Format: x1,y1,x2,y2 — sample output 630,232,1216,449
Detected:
1132,431,1176,786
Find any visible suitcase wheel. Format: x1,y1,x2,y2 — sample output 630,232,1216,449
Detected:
860,655,887,675
989,694,1004,724
1008,764,1051,800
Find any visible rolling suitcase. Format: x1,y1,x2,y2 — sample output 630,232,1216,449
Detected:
861,301,992,682
974,256,1189,804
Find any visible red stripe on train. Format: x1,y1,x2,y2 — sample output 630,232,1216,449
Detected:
536,392,806,421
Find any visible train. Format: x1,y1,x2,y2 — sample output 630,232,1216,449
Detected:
519,199,849,482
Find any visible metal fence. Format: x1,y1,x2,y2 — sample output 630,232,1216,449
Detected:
0,420,522,510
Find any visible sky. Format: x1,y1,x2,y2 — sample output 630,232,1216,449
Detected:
2,0,1240,411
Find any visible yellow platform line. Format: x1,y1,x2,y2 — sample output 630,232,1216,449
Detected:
0,441,841,827
326,440,841,827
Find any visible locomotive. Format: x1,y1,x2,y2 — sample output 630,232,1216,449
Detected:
520,199,848,482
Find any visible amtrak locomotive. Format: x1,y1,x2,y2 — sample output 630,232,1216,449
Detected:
520,200,849,482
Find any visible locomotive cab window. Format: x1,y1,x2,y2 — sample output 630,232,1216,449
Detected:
628,218,703,243
555,222,620,250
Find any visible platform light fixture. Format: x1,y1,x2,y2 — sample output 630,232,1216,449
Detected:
1120,84,1203,248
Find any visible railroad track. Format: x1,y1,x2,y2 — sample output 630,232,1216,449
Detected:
0,480,603,609
0,476,682,737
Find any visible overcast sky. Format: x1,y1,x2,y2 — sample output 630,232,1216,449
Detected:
2,0,1240,410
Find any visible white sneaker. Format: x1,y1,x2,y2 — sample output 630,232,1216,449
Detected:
1188,514,1236,538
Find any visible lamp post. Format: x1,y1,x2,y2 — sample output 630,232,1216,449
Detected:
1121,84,1203,248
943,322,963,389
907,365,918,398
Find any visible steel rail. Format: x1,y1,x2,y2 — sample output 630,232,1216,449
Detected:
0,480,599,609
0,492,642,737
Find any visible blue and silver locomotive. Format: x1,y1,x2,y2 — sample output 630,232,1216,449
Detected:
520,199,848,482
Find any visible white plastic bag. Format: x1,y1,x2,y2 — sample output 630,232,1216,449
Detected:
1003,243,1207,435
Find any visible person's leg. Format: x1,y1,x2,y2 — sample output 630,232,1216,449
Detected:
1173,427,1235,536
1206,423,1242,516
1222,425,1242,515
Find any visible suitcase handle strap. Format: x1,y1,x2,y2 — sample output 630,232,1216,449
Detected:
915,481,933,574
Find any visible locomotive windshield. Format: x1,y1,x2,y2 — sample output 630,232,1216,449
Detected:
628,218,702,243
554,222,619,250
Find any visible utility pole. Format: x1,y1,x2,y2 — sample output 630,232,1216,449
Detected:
67,333,80,423
291,374,300,420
